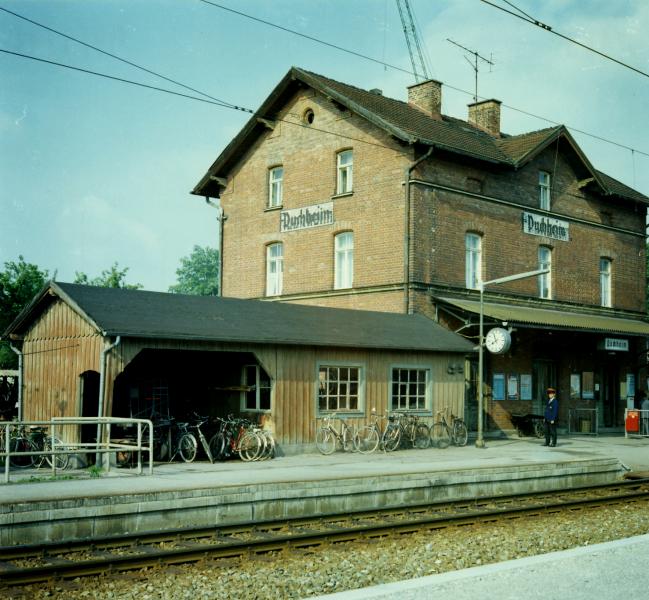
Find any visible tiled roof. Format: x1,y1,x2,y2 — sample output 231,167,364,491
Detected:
3,282,475,354
192,67,648,204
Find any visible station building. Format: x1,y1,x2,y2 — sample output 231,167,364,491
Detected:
192,67,649,434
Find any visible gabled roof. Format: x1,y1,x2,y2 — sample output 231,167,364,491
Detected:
192,67,648,205
3,282,474,354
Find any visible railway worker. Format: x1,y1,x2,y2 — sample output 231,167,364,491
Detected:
543,387,559,447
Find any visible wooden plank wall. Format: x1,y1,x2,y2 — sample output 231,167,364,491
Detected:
21,299,102,421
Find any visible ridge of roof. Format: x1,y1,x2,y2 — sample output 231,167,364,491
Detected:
3,282,475,354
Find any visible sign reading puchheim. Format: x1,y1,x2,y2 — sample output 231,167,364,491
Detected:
522,212,569,242
280,202,334,232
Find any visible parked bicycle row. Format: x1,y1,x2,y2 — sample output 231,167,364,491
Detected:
0,422,70,470
315,410,468,455
116,412,276,466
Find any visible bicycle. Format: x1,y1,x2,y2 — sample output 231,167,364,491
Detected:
381,412,429,451
430,410,468,448
6,424,69,469
166,418,198,462
190,412,214,463
315,414,357,454
354,410,384,454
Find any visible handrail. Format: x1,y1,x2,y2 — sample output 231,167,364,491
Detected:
1,417,153,484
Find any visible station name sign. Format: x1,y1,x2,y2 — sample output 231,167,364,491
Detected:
522,212,569,242
600,338,629,352
280,202,334,232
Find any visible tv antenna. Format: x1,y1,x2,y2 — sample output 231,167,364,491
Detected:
447,39,494,102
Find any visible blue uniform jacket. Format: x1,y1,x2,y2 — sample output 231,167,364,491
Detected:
544,397,559,422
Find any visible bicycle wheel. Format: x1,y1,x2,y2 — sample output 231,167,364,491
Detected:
413,423,430,449
452,420,468,447
208,432,227,460
9,436,37,468
430,423,451,449
179,433,198,462
382,424,401,452
239,431,263,462
44,436,69,469
342,426,355,452
315,427,336,454
355,426,380,454
259,431,275,460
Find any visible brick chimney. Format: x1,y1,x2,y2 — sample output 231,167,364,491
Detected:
467,99,501,137
407,79,443,118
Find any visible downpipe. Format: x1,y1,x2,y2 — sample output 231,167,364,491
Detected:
9,343,22,420
96,335,121,467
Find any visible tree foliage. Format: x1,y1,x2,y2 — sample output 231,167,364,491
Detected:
74,263,142,290
0,256,50,368
169,246,219,296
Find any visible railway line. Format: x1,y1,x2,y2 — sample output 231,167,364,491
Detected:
2,478,648,588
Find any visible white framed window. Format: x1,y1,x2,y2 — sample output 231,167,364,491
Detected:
268,166,283,208
538,246,552,299
465,233,482,290
336,150,353,194
600,258,612,307
390,367,431,411
317,363,363,412
539,171,551,211
334,232,354,289
241,364,271,412
266,242,283,296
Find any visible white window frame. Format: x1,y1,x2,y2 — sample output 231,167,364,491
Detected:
334,232,354,289
538,246,552,299
465,233,482,290
539,171,551,211
241,364,271,412
268,166,283,208
266,242,283,296
600,258,612,307
390,366,432,412
317,362,364,413
336,150,353,195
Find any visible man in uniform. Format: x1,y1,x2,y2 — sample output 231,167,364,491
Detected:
543,387,559,447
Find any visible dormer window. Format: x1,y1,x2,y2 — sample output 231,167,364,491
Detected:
539,171,551,210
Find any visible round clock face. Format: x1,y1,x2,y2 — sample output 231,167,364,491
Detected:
485,327,511,354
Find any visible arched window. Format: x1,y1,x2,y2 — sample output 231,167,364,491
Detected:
465,233,482,290
266,242,283,296
334,232,354,289
336,150,353,194
538,246,552,299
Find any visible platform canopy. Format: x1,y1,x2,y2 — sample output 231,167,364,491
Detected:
437,296,649,336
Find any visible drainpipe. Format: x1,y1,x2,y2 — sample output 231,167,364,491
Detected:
9,343,22,421
96,335,121,466
404,147,434,314
205,197,227,296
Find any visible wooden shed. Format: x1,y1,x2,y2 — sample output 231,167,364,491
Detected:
3,282,475,452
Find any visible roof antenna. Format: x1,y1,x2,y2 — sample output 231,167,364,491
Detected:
447,39,494,103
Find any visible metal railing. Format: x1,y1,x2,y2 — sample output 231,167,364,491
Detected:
1,417,153,484
568,408,598,436
624,408,649,439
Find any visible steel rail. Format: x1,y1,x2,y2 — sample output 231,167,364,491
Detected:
2,479,648,587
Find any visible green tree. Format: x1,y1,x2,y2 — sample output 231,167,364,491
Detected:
74,263,142,290
169,246,219,296
0,256,50,368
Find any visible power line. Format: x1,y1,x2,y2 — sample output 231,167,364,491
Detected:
0,48,253,112
480,0,649,80
0,5,238,109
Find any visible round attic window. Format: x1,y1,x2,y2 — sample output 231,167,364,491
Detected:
303,108,315,125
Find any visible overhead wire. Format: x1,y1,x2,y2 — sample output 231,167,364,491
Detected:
480,0,649,80
1,2,648,160
0,5,239,109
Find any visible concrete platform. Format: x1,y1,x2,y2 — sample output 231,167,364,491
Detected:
1,435,647,547
313,534,649,600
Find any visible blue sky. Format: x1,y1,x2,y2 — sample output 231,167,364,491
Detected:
1,0,648,291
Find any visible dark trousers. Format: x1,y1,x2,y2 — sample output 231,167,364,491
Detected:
544,420,557,446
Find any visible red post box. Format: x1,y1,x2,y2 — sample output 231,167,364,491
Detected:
626,410,639,433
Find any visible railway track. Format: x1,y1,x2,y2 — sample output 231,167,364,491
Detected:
2,479,648,587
